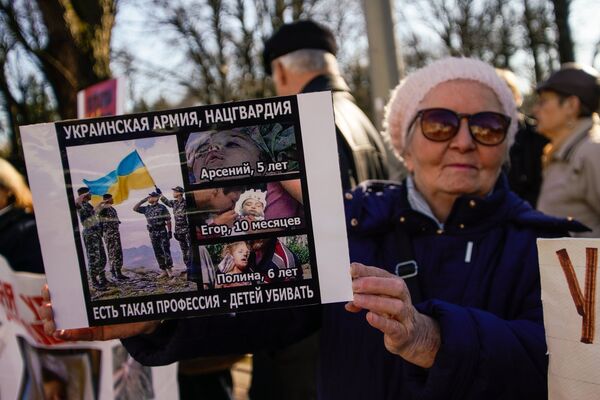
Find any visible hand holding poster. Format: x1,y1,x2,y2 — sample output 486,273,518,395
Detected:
19,92,352,329
538,238,600,399
0,256,178,400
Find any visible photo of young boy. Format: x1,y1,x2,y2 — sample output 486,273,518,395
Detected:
184,123,299,184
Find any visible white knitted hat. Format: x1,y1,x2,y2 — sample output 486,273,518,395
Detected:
383,57,518,157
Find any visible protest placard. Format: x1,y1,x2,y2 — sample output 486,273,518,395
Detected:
19,91,352,328
538,238,600,399
0,256,178,400
77,77,126,119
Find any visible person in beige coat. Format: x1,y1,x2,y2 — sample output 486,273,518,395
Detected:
534,63,600,237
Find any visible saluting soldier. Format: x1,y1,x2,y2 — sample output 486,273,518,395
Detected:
97,193,128,280
158,186,191,276
75,187,109,290
133,192,174,278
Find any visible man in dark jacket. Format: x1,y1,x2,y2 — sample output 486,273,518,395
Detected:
263,19,391,190
249,20,392,399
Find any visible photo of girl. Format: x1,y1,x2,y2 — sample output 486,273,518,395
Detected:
216,241,253,287
197,235,311,289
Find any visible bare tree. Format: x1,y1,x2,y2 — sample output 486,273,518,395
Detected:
395,0,560,83
0,33,56,162
0,0,117,164
551,0,575,63
0,0,116,118
593,39,600,70
142,0,371,109
522,0,558,82
403,0,517,64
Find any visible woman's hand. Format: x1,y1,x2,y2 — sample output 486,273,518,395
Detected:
346,263,441,368
41,284,160,341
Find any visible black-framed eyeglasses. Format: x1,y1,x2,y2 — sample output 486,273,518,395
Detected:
408,108,511,146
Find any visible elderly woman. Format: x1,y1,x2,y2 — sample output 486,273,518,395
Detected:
43,58,583,399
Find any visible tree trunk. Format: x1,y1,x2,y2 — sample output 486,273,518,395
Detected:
551,0,575,63
522,0,543,83
35,0,115,119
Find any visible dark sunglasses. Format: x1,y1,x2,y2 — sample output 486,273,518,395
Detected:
408,108,511,146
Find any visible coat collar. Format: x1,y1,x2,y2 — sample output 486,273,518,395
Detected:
301,74,351,94
345,174,588,236
551,116,595,162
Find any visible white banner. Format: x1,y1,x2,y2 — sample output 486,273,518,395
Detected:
0,256,178,400
538,238,600,400
20,92,352,329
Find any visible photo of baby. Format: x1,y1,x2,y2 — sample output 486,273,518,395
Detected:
235,189,266,222
190,179,304,240
230,189,266,235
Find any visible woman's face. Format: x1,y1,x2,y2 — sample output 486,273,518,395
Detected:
242,198,264,217
403,80,508,200
188,131,262,180
533,90,577,139
231,243,250,270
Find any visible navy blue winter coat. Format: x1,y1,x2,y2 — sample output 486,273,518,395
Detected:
123,175,585,399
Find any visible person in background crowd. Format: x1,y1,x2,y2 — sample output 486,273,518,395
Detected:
534,63,600,237
263,19,391,190
0,158,44,273
42,57,586,400
497,68,549,207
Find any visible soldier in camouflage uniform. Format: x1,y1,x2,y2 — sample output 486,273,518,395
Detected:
158,186,191,277
133,192,174,278
97,193,128,280
75,187,109,290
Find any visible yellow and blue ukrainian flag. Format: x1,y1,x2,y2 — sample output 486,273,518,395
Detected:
83,150,155,205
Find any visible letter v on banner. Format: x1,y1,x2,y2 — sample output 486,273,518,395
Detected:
556,248,598,343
